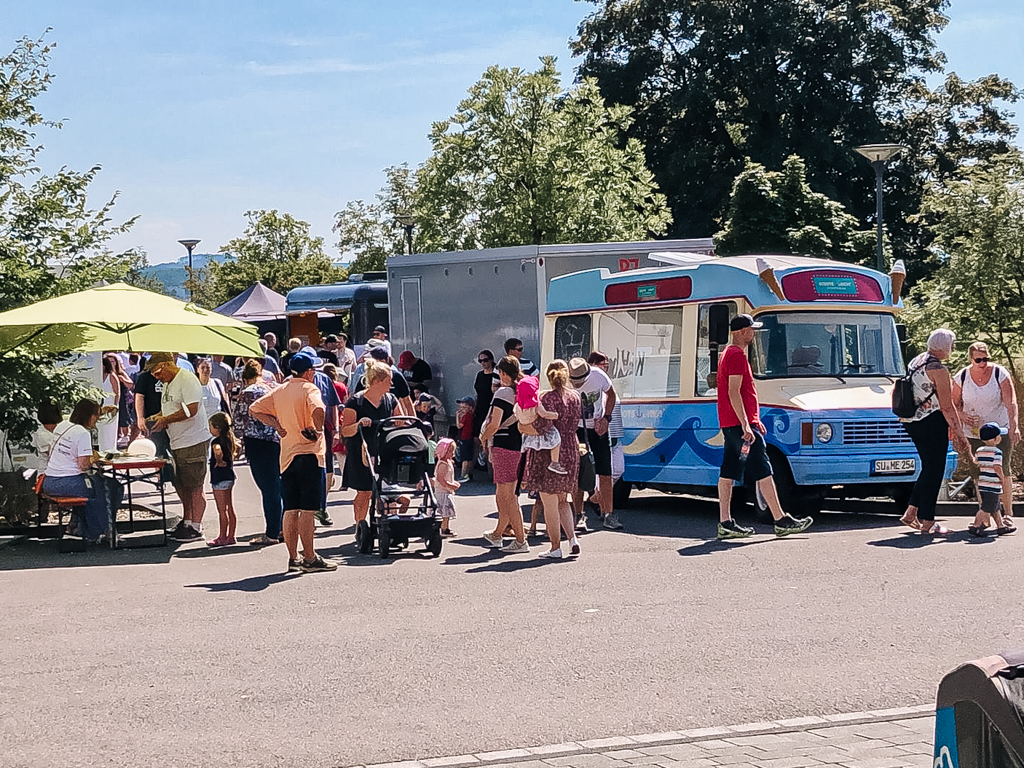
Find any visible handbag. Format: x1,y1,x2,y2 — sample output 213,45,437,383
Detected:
577,431,596,493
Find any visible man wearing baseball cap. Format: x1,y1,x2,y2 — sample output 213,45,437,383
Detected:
146,352,210,541
716,314,813,539
568,356,620,530
249,353,337,573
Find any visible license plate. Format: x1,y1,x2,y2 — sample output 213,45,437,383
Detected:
873,458,916,475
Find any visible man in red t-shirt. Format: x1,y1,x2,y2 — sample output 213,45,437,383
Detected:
716,314,813,540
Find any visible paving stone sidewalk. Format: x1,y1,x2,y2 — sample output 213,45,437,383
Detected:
358,706,936,768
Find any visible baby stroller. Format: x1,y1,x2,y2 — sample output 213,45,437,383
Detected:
355,416,442,558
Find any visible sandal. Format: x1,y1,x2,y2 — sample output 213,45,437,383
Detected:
899,514,921,531
996,525,1017,536
968,524,989,538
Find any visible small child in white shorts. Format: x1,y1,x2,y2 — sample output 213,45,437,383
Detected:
514,376,566,475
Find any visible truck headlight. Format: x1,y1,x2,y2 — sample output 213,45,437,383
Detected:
816,423,834,444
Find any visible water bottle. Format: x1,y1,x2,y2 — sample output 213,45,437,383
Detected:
739,436,752,464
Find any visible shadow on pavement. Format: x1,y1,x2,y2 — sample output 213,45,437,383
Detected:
0,538,177,570
465,556,569,572
866,528,977,549
676,537,784,557
184,572,301,592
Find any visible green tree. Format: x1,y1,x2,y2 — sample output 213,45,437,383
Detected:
573,0,1020,281
413,57,672,251
334,164,416,274
715,155,874,262
902,154,1024,378
0,34,141,443
194,209,346,308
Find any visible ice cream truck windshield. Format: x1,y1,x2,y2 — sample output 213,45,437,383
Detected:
749,311,906,379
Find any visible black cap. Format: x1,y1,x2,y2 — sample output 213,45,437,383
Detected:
730,314,763,331
373,325,387,333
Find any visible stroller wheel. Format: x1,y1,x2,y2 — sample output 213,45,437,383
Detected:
378,527,390,559
356,520,373,555
427,528,443,557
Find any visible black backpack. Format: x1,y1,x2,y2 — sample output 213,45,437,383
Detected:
892,355,935,418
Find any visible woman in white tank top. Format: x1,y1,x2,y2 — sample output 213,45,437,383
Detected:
952,341,1020,520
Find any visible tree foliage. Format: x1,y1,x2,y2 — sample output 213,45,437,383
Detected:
413,57,672,251
902,154,1024,379
0,34,143,444
194,209,346,308
333,164,416,274
715,155,874,262
573,0,1020,281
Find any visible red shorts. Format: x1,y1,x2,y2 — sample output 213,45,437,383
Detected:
490,447,520,486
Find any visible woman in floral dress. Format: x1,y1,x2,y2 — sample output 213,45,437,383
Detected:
522,359,582,559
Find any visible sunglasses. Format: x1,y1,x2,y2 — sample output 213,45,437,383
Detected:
512,347,523,352
478,358,491,363
974,357,990,363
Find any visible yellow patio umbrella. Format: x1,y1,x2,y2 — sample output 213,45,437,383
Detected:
0,282,263,357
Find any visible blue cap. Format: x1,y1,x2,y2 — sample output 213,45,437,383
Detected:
289,354,315,374
980,422,1008,441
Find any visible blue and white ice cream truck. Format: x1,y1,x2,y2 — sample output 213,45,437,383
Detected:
542,253,957,514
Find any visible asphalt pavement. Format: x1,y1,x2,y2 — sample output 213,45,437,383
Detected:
2,463,1018,768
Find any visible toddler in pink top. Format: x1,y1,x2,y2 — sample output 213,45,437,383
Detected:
514,376,567,475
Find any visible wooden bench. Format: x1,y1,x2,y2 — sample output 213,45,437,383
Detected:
34,474,89,553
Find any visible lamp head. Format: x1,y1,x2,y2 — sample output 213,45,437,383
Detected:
854,144,905,164
178,238,201,251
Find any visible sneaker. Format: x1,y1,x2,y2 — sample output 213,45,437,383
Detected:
774,515,813,537
287,557,303,573
500,539,530,554
548,462,568,475
300,555,339,573
168,520,187,537
458,474,472,483
172,525,202,542
717,519,754,540
482,530,503,547
569,537,580,555
315,509,333,526
603,513,624,530
538,548,563,559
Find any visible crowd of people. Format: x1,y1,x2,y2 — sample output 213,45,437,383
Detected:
31,320,1018,569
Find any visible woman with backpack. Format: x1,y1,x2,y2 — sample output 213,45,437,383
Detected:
953,341,1020,522
897,329,970,534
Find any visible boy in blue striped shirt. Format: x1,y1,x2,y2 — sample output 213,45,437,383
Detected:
969,422,1016,537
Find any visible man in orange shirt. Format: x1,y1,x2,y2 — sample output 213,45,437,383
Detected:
250,353,337,573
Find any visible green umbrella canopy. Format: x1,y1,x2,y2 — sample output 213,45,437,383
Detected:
0,282,263,357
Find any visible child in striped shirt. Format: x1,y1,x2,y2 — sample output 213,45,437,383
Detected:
969,422,1016,537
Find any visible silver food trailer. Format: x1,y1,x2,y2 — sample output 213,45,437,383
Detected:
386,239,714,423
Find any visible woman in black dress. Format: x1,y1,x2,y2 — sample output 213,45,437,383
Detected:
472,349,499,463
340,361,402,527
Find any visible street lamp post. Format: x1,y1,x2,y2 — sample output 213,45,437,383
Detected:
395,214,415,256
178,238,201,301
854,143,905,271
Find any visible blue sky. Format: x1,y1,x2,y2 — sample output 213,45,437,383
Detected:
5,0,1023,265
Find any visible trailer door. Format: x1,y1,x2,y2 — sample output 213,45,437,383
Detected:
400,277,424,357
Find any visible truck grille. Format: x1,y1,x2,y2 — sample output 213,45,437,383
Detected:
841,420,912,445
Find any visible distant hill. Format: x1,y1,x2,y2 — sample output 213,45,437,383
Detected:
142,253,228,300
